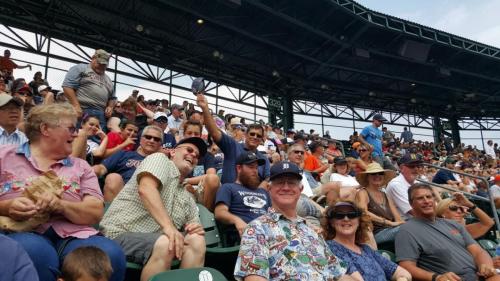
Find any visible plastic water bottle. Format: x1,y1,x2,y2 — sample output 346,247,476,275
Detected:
496,245,500,257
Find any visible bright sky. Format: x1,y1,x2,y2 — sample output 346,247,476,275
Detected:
3,1,499,146
355,0,500,48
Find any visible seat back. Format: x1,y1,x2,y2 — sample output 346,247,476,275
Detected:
477,239,497,257
197,204,222,248
377,250,396,262
149,267,228,281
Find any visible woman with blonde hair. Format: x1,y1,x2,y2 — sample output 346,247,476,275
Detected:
322,201,411,281
436,192,493,239
356,162,403,245
0,103,126,281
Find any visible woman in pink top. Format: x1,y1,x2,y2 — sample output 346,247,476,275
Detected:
0,104,125,281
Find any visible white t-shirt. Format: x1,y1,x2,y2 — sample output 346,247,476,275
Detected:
329,173,359,188
301,174,314,197
491,184,500,198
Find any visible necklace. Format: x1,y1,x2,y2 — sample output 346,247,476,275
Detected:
368,189,386,209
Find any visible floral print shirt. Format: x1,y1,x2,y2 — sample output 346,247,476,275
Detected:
234,208,348,281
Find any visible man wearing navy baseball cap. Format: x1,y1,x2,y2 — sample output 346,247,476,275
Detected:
234,161,355,280
214,151,271,243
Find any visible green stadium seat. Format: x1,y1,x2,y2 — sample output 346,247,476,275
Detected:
377,250,396,262
197,204,240,280
149,267,228,281
477,239,497,257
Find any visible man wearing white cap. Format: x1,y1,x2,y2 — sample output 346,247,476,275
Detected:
37,85,54,105
0,93,27,146
62,49,116,130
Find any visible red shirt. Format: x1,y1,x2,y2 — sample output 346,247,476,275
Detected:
106,132,134,151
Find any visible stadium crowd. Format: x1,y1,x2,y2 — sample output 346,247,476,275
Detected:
1,48,500,281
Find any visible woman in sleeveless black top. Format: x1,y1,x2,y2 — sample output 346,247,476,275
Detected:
356,163,404,246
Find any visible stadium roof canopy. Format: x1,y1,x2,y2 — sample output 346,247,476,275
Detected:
2,0,500,119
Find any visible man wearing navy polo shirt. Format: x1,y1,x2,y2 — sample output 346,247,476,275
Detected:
197,93,271,188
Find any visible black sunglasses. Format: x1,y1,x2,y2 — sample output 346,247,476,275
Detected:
448,205,468,213
369,172,385,176
143,135,162,142
248,132,263,139
293,150,305,155
329,211,361,220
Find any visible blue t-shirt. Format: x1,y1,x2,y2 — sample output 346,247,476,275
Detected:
360,125,383,157
0,234,39,281
432,169,455,184
191,152,217,177
162,132,177,149
102,150,144,183
327,240,397,281
217,133,270,184
215,183,271,223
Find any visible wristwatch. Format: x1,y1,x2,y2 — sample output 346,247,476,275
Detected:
469,204,477,211
431,273,438,281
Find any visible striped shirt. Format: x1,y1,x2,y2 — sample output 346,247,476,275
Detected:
0,127,28,146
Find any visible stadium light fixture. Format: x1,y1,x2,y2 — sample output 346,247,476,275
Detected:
135,24,144,32
410,98,417,103
272,70,280,77
368,91,376,97
446,104,453,109
197,19,204,25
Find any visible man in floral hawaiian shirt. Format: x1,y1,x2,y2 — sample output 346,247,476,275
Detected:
234,161,356,281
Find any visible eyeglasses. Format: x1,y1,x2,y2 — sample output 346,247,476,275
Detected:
330,211,361,220
448,205,468,213
369,172,385,176
176,145,199,158
143,135,162,142
272,179,300,188
58,125,77,134
248,132,263,139
293,150,305,155
358,149,368,153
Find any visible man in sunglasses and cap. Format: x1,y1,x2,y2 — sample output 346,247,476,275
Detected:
101,137,208,281
197,92,270,188
234,161,355,281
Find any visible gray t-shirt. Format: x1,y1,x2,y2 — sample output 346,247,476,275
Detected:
395,218,477,281
62,63,114,110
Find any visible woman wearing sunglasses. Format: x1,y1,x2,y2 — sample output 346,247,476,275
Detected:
351,143,375,175
322,201,412,281
436,192,494,239
356,163,403,247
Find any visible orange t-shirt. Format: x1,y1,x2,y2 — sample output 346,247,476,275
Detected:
304,155,321,172
0,57,17,74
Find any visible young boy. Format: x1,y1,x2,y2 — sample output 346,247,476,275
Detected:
58,246,113,281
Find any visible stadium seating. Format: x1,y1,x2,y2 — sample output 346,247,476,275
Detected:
377,250,396,262
477,239,498,257
197,204,240,279
149,267,228,281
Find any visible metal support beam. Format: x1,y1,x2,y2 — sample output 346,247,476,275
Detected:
450,118,461,147
282,94,294,131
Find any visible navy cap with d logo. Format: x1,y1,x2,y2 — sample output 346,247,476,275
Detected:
270,161,302,181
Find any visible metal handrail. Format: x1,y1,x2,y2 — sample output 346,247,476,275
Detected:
417,162,500,233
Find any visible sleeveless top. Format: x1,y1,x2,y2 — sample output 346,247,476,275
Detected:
366,189,395,234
